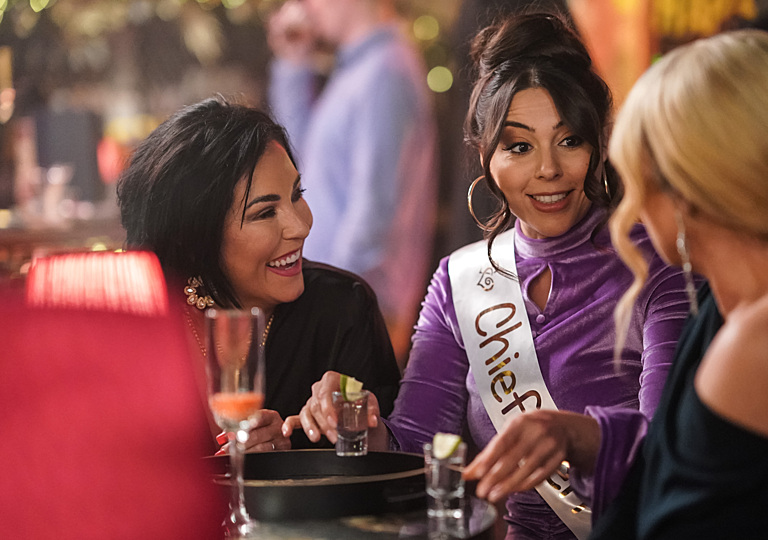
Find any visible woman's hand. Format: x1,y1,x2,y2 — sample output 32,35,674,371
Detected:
215,409,292,455
463,410,600,503
282,371,381,444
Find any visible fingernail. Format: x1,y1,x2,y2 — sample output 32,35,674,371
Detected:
371,414,378,427
308,429,315,439
214,448,227,456
216,433,227,445
282,425,289,437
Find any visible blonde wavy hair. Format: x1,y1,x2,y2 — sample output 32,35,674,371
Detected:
609,29,768,358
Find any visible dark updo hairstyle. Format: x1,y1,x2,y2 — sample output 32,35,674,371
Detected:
116,95,296,308
464,11,621,275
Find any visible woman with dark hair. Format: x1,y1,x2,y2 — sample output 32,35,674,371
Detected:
117,96,400,452
284,12,692,539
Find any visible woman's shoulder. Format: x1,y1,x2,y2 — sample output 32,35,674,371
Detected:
694,296,768,439
301,259,379,304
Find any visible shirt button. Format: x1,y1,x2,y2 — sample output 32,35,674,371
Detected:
536,314,546,324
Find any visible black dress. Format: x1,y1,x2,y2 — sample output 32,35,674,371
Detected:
266,260,401,449
591,283,768,539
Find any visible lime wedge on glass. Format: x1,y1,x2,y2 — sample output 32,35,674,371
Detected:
340,374,364,401
432,432,462,459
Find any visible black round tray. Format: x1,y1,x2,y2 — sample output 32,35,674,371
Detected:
211,449,426,521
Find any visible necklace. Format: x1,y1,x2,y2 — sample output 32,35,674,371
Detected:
184,309,275,358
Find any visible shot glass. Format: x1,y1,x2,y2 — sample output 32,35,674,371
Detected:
332,390,369,456
424,440,467,520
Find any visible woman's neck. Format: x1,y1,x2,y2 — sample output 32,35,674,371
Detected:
692,225,768,317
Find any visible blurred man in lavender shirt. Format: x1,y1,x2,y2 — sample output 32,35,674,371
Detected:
267,0,438,366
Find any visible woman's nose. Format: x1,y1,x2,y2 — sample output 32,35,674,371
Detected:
283,206,311,239
536,149,562,180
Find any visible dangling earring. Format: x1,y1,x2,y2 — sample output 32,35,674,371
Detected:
675,210,699,316
185,276,215,310
467,175,493,231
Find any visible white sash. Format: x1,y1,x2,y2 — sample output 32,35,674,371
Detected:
448,230,592,539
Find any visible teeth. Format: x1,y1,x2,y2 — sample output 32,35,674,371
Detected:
531,193,567,204
268,251,300,268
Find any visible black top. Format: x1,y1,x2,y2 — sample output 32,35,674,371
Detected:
266,260,401,449
592,283,768,539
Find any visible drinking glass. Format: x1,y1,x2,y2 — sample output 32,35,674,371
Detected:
424,441,467,520
331,390,369,456
205,307,265,539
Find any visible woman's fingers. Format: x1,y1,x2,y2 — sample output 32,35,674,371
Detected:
466,410,575,501
488,438,564,498
282,415,301,437
465,417,525,481
282,372,382,445
214,409,292,454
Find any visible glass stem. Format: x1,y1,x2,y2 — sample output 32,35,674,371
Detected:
227,429,251,533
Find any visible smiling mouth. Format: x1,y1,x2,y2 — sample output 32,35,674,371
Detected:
267,250,301,268
529,192,568,204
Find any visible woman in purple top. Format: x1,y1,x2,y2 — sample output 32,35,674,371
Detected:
284,12,691,539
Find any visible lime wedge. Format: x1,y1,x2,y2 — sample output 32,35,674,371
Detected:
432,432,462,459
340,374,364,401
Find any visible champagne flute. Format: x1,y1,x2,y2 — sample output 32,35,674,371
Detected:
205,307,265,538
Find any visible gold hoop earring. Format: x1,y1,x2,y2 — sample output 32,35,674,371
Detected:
602,170,611,199
185,276,215,311
467,175,493,231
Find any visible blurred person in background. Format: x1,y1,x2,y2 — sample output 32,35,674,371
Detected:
116,96,400,453
267,0,438,367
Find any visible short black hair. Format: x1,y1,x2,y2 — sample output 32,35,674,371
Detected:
117,96,295,308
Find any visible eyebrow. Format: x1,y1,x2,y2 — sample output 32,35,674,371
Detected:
244,174,302,210
503,120,565,132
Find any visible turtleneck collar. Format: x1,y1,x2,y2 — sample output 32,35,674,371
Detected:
512,205,609,260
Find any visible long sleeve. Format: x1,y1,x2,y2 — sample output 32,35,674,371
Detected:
570,406,648,518
267,262,401,448
567,248,692,516
384,258,469,453
575,283,722,527
634,247,697,418
327,276,402,418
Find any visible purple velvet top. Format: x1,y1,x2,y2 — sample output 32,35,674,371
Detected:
385,207,690,538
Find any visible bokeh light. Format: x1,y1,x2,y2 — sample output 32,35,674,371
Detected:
427,66,453,93
413,15,439,41
29,0,50,13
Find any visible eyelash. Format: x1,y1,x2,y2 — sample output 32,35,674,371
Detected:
248,187,305,221
502,136,584,154
503,142,531,153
